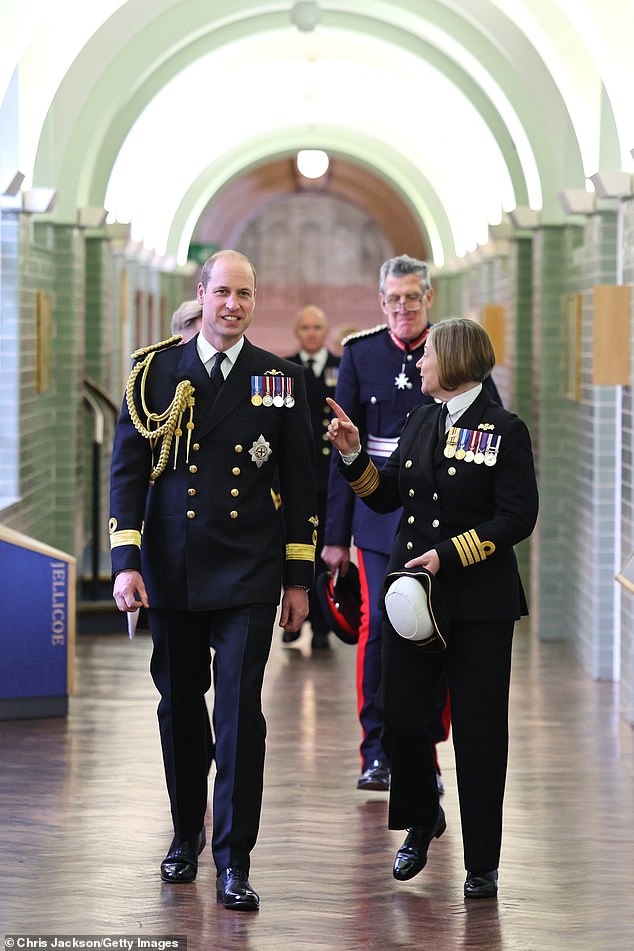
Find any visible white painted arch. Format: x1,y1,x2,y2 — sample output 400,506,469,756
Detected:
2,1,632,264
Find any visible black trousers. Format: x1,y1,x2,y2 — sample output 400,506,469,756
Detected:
306,489,331,635
383,617,514,872
149,603,276,873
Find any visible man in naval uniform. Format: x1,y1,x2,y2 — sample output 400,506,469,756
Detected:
285,304,341,649
322,254,500,792
109,250,317,912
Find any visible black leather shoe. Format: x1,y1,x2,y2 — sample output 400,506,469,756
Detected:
311,629,330,649
216,866,260,911
357,759,390,790
464,869,498,899
160,828,206,883
393,807,446,881
282,629,301,643
436,770,445,796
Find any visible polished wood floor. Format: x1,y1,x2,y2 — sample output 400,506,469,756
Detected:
1,617,632,950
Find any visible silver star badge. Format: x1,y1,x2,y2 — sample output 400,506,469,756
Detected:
249,434,272,468
394,371,411,390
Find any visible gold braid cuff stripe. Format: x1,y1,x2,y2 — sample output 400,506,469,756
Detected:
125,349,196,482
110,530,142,550
349,461,380,498
286,543,316,562
451,529,496,567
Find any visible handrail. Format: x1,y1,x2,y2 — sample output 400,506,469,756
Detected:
84,375,119,418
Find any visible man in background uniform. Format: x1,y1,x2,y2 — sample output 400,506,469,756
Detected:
286,305,341,649
323,254,500,792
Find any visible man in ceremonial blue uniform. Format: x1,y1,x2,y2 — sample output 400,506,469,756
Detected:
109,250,317,911
323,254,500,791
286,304,341,649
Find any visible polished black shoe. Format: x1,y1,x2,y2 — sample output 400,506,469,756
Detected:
393,807,446,881
311,629,331,649
357,759,390,791
282,629,301,643
160,828,206,883
464,868,498,899
216,866,260,911
436,770,445,796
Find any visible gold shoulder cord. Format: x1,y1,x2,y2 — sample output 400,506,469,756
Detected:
125,337,196,482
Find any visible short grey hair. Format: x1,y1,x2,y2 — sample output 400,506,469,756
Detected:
379,254,431,295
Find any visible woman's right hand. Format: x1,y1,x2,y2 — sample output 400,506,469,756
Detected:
326,398,362,455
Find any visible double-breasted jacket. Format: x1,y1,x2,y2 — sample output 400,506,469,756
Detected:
338,389,538,621
109,336,318,611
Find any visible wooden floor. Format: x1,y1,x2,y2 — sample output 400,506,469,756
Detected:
1,617,633,951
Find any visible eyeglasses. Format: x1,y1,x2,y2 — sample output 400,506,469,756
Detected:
384,294,424,312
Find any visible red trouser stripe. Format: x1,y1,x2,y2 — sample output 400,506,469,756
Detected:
355,549,451,772
355,549,371,764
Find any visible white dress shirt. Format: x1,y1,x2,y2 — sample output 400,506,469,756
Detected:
196,333,244,380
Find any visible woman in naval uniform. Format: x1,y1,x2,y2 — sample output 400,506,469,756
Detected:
325,317,538,900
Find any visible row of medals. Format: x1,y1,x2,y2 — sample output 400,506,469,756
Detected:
250,375,295,408
443,426,501,466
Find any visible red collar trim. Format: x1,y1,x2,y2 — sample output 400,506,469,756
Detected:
389,325,430,352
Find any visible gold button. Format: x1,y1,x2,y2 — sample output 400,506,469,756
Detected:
189,465,198,474
230,510,238,519
406,541,413,550
322,432,329,441
192,443,200,451
409,488,415,497
231,488,239,498
448,467,456,476
187,510,196,519
232,467,241,476
404,460,413,469
235,445,243,453
408,515,415,524
322,418,329,427
187,488,196,497
432,492,438,501
432,519,440,528
322,447,331,456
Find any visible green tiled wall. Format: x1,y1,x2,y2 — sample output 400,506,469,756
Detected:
618,198,634,723
1,206,632,724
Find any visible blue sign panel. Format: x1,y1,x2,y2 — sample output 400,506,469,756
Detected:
0,540,69,699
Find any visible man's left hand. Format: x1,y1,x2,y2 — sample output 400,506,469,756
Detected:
279,587,309,632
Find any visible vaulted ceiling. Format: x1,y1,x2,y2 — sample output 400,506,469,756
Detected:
1,1,632,265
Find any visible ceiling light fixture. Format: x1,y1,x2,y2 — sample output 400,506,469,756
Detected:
290,1,322,32
296,149,329,179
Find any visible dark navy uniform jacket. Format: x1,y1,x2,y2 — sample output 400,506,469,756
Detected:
325,324,503,559
286,350,341,496
109,336,317,611
338,389,538,621
324,325,435,556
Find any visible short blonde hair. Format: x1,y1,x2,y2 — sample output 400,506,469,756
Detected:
171,300,202,335
429,318,495,390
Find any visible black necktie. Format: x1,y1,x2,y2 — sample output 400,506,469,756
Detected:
210,351,226,397
305,358,316,377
